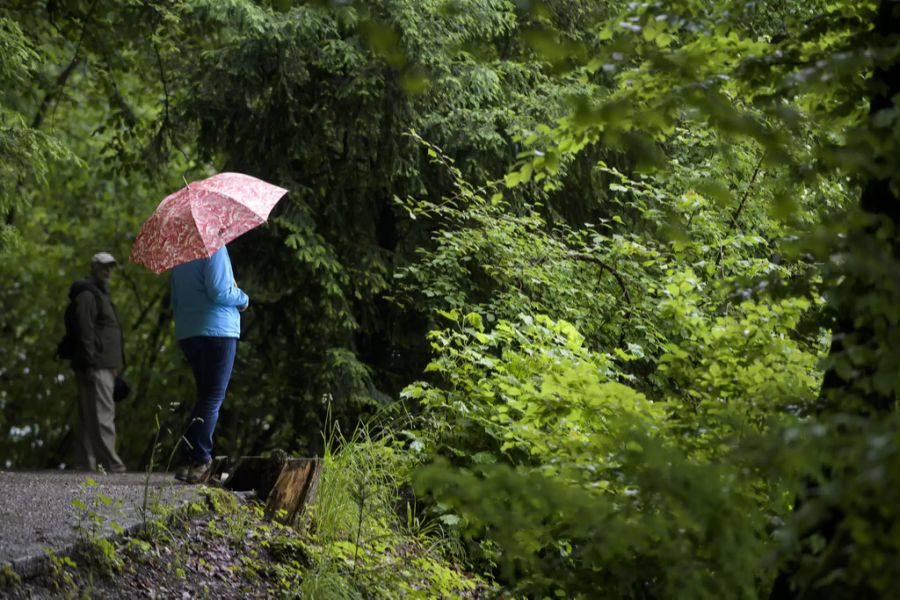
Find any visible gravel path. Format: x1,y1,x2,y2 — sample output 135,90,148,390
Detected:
0,470,199,578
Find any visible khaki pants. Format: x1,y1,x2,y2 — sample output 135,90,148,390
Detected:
74,368,126,472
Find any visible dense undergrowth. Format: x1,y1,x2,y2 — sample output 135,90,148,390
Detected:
383,142,827,598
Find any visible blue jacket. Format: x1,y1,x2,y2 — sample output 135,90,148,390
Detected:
171,246,249,340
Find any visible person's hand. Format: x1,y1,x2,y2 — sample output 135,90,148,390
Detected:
239,301,249,313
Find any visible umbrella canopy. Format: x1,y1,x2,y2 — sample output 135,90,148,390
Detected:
130,172,288,274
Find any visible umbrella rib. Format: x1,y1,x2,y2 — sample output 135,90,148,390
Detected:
187,191,217,257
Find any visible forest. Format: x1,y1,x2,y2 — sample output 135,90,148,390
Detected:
2,0,900,597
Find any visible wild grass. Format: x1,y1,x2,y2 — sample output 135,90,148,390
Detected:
298,404,478,596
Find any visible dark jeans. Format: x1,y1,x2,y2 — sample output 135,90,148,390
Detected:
178,336,237,463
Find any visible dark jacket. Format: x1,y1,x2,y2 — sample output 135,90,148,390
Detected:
70,278,124,371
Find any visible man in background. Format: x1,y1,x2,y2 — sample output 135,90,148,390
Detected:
68,251,127,473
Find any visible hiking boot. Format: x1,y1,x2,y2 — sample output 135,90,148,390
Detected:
174,460,212,484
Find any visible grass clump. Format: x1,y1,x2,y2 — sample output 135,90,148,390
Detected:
296,422,488,598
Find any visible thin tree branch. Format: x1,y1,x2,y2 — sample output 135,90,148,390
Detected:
729,153,766,232
31,56,80,130
46,0,98,128
567,252,632,305
715,152,766,272
152,41,190,163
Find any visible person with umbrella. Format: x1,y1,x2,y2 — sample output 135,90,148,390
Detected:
170,246,248,482
130,172,287,483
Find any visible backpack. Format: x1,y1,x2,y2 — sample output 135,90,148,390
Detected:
56,282,102,361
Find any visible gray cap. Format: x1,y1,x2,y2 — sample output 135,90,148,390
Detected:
91,252,117,266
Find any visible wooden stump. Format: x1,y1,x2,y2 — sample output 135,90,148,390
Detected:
264,459,322,524
218,456,322,525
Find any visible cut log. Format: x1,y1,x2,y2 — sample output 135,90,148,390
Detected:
264,458,321,524
216,456,322,524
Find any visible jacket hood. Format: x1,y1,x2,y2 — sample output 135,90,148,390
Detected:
68,278,105,300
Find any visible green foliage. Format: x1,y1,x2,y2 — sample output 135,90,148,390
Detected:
0,16,70,249
763,414,900,595
274,419,483,597
0,0,203,469
406,311,663,479
70,478,126,578
391,1,900,597
2,0,900,597
44,548,78,598
392,111,828,597
403,303,792,596
417,449,767,599
159,0,616,449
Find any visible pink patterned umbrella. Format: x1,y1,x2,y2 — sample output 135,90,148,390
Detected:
130,172,288,274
